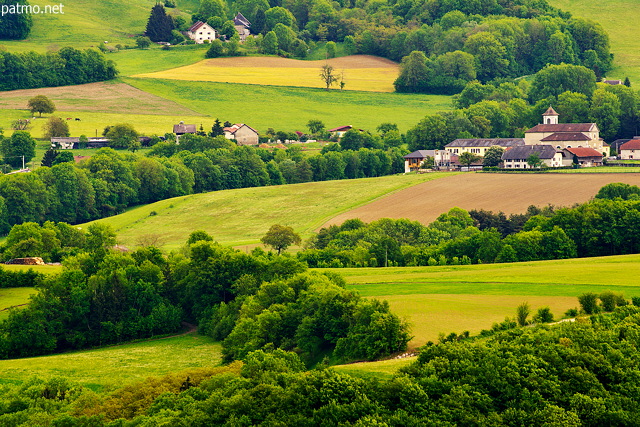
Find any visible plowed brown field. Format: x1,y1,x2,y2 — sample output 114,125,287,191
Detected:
322,173,640,227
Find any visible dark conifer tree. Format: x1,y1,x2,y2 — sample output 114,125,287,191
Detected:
253,8,266,34
145,4,174,42
210,119,224,137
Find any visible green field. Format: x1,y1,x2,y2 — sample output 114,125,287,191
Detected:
0,0,200,52
123,77,452,132
0,331,222,391
85,173,454,250
549,0,640,83
0,287,35,321
112,45,212,76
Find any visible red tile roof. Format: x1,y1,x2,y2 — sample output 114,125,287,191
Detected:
541,132,591,142
565,147,603,158
620,140,640,151
188,21,206,32
543,106,558,116
329,125,353,132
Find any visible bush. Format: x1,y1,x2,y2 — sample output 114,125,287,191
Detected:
533,307,554,323
565,308,579,317
578,292,599,314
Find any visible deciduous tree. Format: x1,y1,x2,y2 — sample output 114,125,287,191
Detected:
27,95,55,117
42,116,70,139
261,224,301,254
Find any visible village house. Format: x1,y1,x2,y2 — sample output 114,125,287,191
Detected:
501,145,564,168
524,107,610,156
328,125,356,138
173,122,197,142
186,21,216,44
224,123,259,145
403,150,451,172
564,147,604,167
233,12,251,41
444,138,525,156
619,139,640,159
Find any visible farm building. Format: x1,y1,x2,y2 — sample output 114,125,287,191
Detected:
173,122,197,142
328,125,355,138
224,123,259,145
403,150,451,172
444,138,524,156
564,147,604,167
524,107,610,156
233,12,251,41
51,137,109,149
620,139,640,159
501,145,564,168
186,21,216,44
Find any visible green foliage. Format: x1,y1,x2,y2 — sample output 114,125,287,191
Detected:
533,306,554,323
1,130,36,168
27,95,55,117
0,48,118,91
135,36,152,49
515,302,530,326
106,123,139,149
595,182,640,200
0,0,32,39
529,63,597,103
42,116,70,139
145,4,174,43
578,292,599,314
482,146,504,167
261,224,301,254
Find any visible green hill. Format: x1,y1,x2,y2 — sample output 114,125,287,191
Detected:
83,173,451,250
549,0,640,82
0,0,200,52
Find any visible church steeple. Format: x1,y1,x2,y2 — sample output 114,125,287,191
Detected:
542,106,559,125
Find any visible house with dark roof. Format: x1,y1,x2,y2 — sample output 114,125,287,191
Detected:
444,138,524,156
187,21,216,44
403,150,451,172
173,122,197,136
501,145,563,168
233,12,251,41
564,147,604,167
224,123,259,145
620,139,640,160
524,107,609,156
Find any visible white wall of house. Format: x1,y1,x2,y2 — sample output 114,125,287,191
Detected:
188,23,216,44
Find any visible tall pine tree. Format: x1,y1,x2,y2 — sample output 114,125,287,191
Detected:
145,4,174,42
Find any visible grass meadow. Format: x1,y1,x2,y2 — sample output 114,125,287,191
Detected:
0,0,200,52
123,77,452,132
84,173,454,250
0,332,222,391
0,287,35,321
318,254,640,348
549,0,640,83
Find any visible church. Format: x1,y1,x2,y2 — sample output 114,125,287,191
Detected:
524,107,610,156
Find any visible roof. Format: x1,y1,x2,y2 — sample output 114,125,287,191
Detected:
404,150,437,159
543,106,559,116
526,123,597,133
565,147,604,158
603,79,622,85
620,140,640,151
173,123,197,134
501,145,559,160
540,132,591,142
446,138,525,148
188,21,207,33
234,12,251,27
329,125,353,132
224,123,258,135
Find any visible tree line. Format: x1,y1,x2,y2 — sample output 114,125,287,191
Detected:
2,304,640,424
0,135,405,234
298,183,640,268
0,227,409,364
0,47,118,91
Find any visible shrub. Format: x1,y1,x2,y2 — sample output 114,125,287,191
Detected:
578,293,599,314
533,307,554,323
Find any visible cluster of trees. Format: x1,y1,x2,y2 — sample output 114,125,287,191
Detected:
4,305,640,424
0,0,32,39
392,12,611,93
407,63,639,150
0,129,36,168
0,228,410,363
0,47,118,91
299,183,640,267
143,3,187,45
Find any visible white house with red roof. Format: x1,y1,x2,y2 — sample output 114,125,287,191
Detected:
564,147,604,167
224,123,259,145
524,107,609,156
187,21,216,44
620,139,640,159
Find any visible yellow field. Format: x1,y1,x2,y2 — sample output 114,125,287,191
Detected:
134,55,400,92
